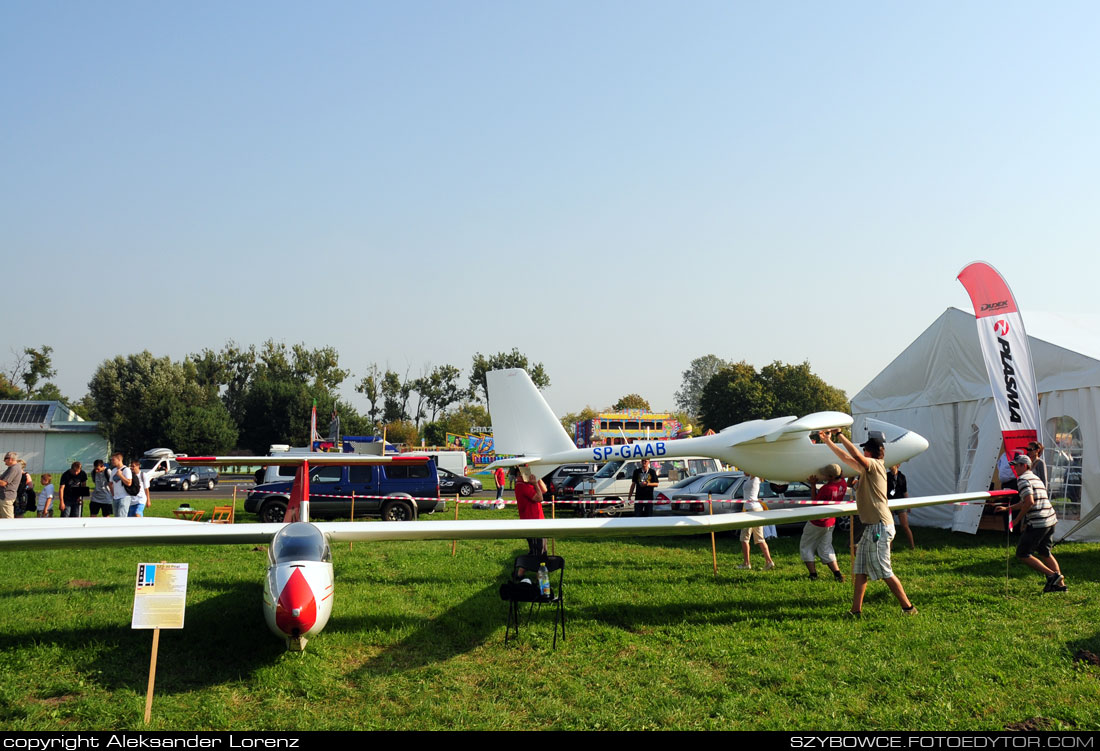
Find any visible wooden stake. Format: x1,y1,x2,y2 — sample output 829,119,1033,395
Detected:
143,626,160,724
232,484,237,524
709,494,718,577
451,494,459,556
551,494,556,556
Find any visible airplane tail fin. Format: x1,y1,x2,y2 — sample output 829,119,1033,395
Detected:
487,369,576,458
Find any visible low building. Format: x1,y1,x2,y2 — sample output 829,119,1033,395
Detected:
0,401,109,473
573,409,686,448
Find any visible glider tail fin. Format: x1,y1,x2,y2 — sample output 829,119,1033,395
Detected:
487,369,576,458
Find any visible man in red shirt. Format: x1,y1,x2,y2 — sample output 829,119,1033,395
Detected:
801,463,847,582
494,466,507,510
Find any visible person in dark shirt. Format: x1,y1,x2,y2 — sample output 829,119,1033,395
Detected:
887,464,915,549
628,457,658,517
59,461,89,518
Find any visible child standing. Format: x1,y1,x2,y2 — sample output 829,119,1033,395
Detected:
36,473,54,517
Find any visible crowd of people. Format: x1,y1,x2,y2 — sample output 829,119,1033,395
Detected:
500,431,1067,616
0,452,152,519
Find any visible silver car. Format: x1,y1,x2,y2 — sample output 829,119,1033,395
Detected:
672,475,820,528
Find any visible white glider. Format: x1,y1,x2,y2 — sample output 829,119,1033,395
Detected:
484,368,928,482
0,447,1004,651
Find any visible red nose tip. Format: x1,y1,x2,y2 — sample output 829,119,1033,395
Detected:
275,568,318,635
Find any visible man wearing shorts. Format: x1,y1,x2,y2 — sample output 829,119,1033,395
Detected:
0,452,22,519
994,454,1065,593
820,430,917,617
738,474,776,570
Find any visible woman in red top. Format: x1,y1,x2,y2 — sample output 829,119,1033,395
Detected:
515,468,547,558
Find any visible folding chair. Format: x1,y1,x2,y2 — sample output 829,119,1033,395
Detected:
501,554,565,648
210,505,234,523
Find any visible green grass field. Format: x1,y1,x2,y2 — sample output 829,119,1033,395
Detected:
3,503,1100,731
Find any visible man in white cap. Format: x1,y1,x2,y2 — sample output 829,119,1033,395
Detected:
994,453,1065,593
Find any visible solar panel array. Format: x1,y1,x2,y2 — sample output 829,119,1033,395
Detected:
0,403,50,425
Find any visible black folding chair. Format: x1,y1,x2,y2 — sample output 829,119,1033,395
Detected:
501,554,565,648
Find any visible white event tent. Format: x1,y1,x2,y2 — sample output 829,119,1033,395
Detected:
850,308,1100,540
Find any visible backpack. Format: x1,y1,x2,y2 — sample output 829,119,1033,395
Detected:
125,470,143,497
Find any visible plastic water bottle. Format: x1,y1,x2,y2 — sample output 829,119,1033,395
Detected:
538,561,550,597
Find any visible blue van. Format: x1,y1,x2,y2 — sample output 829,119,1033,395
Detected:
245,460,442,523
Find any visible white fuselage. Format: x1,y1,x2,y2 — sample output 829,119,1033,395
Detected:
262,522,336,651
263,559,334,651
518,418,928,483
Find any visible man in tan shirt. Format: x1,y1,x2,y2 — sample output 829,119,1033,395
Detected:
820,430,918,618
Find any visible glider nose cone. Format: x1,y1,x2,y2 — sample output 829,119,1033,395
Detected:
864,418,930,466
276,568,318,636
888,429,929,465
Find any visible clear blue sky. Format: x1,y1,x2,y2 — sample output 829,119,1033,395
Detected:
3,1,1099,417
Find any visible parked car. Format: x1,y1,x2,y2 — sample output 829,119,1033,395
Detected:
138,448,183,480
672,475,821,530
669,471,747,514
245,460,442,523
438,467,482,497
151,466,219,492
654,471,728,503
572,457,724,517
542,463,600,497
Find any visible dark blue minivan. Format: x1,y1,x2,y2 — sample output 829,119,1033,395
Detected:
245,459,442,523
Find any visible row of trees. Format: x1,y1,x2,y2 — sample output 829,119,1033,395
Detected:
2,344,550,458
675,355,850,432
5,344,848,455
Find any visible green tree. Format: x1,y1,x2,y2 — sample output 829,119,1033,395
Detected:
4,345,64,400
163,402,239,455
382,420,419,447
611,394,651,411
355,364,382,428
381,369,407,423
698,360,848,432
698,362,772,431
560,405,599,436
674,354,729,416
468,349,549,403
0,374,21,400
414,364,463,424
758,361,850,417
422,403,491,446
88,352,235,457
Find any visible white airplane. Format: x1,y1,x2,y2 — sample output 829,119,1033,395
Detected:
484,368,929,482
0,454,1008,652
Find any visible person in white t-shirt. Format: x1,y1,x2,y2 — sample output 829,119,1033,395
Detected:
738,475,775,570
126,459,152,517
109,452,134,517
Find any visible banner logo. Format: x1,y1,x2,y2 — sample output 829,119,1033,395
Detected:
993,319,1009,336
981,300,1009,312
996,337,1022,423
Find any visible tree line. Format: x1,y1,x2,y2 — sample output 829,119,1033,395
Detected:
4,345,848,456
2,344,549,458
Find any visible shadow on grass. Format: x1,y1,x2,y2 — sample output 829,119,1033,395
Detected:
346,581,504,676
6,582,284,696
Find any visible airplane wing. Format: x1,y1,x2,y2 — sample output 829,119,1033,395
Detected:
484,456,540,470
0,517,287,550
316,490,1003,542
178,455,429,466
0,491,1010,550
